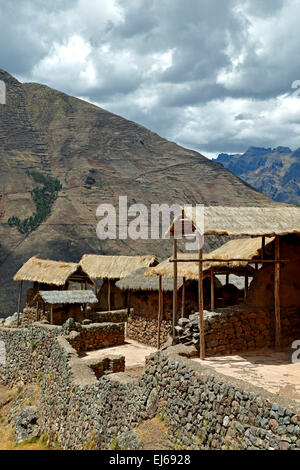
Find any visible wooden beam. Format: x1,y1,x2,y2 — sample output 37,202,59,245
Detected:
210,268,215,311
107,279,111,311
261,236,265,259
170,258,288,263
274,236,281,349
198,246,205,360
17,281,23,327
172,238,178,339
126,290,131,337
50,305,53,325
157,275,162,349
181,277,186,318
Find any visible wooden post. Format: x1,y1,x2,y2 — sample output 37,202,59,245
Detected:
157,275,162,349
262,236,265,259
17,281,23,326
210,268,215,311
198,245,205,360
50,305,53,325
181,277,186,318
274,236,281,349
36,302,39,322
226,273,229,284
244,269,249,299
172,238,178,339
107,279,111,311
126,290,131,337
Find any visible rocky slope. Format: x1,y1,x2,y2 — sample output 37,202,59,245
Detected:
214,146,300,205
0,70,275,315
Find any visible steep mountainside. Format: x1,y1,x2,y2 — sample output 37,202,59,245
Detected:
0,70,275,315
214,146,300,205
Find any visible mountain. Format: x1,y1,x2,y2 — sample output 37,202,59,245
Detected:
214,146,300,205
0,70,275,315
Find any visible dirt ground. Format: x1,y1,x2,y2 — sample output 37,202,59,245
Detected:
193,348,300,402
135,417,171,450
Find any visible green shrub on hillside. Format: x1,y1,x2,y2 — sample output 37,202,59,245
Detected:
8,171,62,234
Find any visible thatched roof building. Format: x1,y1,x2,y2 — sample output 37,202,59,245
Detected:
79,254,158,280
168,206,300,237
166,205,300,359
13,256,94,286
38,290,98,305
146,237,273,279
201,236,274,272
116,267,184,292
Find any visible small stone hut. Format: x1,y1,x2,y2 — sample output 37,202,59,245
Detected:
79,254,158,311
13,256,94,324
35,290,98,325
116,267,185,347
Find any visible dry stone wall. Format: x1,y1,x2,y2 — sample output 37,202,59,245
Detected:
67,322,125,353
127,311,172,347
89,309,128,324
0,324,300,450
177,306,300,356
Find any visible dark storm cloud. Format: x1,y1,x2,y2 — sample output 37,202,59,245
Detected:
0,0,300,156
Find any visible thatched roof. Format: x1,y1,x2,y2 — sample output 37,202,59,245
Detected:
145,237,274,279
201,236,274,272
168,206,300,237
115,267,183,292
13,256,93,286
38,290,98,305
145,252,203,280
79,254,158,280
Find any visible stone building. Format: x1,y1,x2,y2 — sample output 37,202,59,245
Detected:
165,205,300,359
79,254,158,311
13,256,95,324
115,267,185,347
34,289,98,325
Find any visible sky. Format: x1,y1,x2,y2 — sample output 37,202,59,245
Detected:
1,0,300,158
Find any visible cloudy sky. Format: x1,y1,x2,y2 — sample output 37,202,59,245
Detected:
1,0,300,157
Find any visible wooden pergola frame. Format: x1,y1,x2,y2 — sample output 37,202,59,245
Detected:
169,221,285,360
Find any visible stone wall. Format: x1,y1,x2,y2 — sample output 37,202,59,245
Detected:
86,355,125,379
67,322,125,353
89,309,128,324
126,291,174,347
177,306,300,356
127,311,172,347
1,324,300,450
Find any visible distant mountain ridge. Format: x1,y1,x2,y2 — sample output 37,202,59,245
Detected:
214,146,300,204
